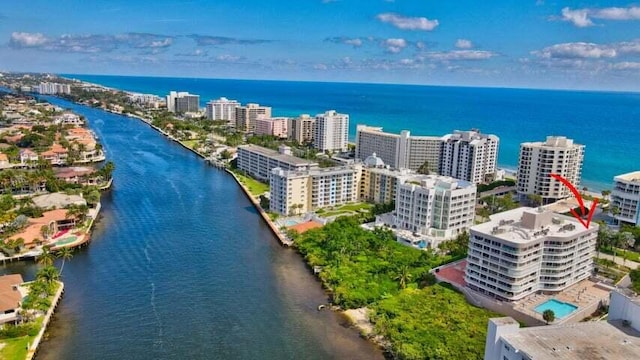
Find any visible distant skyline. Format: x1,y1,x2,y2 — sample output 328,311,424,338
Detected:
1,1,640,91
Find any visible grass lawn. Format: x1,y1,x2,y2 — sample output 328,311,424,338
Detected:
181,140,199,150
0,336,31,360
600,247,640,263
230,170,269,197
319,210,355,217
337,203,373,212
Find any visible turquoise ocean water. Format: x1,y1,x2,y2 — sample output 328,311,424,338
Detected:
64,74,640,191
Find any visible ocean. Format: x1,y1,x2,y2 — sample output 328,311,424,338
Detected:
63,74,640,191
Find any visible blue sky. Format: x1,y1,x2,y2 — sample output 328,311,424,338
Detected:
1,0,640,91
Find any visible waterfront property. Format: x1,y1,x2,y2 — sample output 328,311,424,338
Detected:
611,170,640,226
355,125,499,184
269,164,362,215
255,117,289,139
166,91,200,114
484,290,640,360
516,136,585,204
465,207,597,302
0,274,25,324
205,97,239,122
235,103,272,133
236,144,318,182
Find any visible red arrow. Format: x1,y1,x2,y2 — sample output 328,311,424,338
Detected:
549,173,598,229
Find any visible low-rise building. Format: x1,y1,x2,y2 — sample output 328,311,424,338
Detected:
0,274,25,324
611,171,640,226
484,290,640,360
255,117,289,138
237,144,318,182
465,207,597,302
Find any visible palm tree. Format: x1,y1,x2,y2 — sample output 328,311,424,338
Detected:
395,265,412,289
36,265,60,285
37,246,55,267
40,225,51,241
56,246,74,275
542,309,555,324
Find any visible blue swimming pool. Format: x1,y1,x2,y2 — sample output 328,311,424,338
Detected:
534,299,578,319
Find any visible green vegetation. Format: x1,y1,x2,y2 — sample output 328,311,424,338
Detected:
630,269,640,294
181,140,198,150
295,217,497,359
477,179,515,193
0,333,32,360
229,170,269,196
372,284,498,360
542,309,555,324
479,193,519,215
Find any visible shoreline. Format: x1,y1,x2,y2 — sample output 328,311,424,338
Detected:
26,281,65,360
58,95,385,351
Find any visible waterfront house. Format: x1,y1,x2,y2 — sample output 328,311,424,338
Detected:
7,209,78,248
0,274,25,325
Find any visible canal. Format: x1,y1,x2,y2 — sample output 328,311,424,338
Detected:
0,97,383,360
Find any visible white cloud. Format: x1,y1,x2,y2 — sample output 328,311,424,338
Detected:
376,13,439,31
382,38,407,53
611,61,640,70
313,63,328,70
10,32,49,47
533,42,616,59
422,50,496,61
344,38,363,47
455,39,473,49
215,54,243,62
560,6,640,27
560,8,594,27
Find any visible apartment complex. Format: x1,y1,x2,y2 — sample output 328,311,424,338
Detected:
288,114,315,144
440,130,499,184
484,291,640,360
236,144,317,182
35,82,71,95
391,175,477,245
516,136,585,204
355,125,498,183
359,154,411,204
269,165,362,215
255,117,288,138
235,103,272,133
611,171,640,226
205,97,240,122
313,110,349,153
166,91,200,114
465,207,597,302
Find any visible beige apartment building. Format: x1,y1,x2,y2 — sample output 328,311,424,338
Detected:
465,207,597,302
516,136,585,204
269,165,362,215
288,114,315,144
235,103,272,133
255,117,288,138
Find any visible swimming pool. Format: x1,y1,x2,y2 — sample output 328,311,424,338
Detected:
534,299,578,319
55,236,78,246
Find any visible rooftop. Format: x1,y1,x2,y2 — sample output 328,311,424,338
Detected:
0,274,24,312
615,171,640,183
239,144,317,166
471,207,597,245
288,220,323,234
501,320,640,360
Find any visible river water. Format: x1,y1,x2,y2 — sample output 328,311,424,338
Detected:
0,97,382,360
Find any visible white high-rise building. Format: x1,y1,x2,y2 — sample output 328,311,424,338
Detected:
392,175,476,245
205,97,240,122
313,110,349,153
235,103,272,133
517,136,585,204
440,130,499,184
166,91,200,114
465,207,597,302
611,171,640,226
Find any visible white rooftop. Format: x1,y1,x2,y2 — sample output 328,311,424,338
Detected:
471,207,597,245
501,320,640,360
615,171,640,182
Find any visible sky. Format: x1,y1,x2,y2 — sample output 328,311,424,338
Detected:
1,0,640,91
